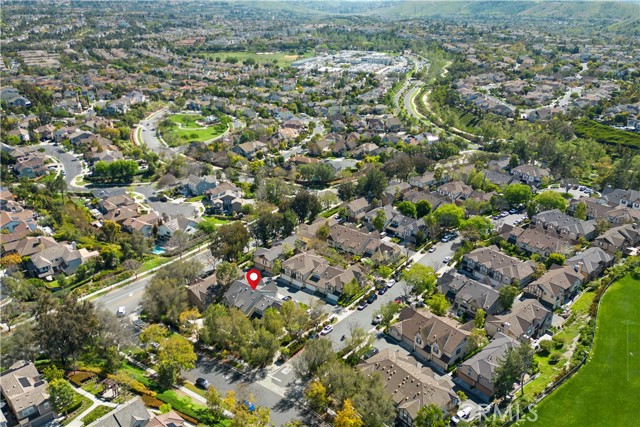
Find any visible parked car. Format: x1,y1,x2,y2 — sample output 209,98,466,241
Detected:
116,306,126,317
195,378,210,389
320,325,334,335
366,293,377,304
282,295,292,301
428,246,436,253
387,279,396,288
363,347,380,359
451,406,473,424
377,286,387,295
443,256,452,264
372,314,383,325
509,208,518,214
357,302,368,311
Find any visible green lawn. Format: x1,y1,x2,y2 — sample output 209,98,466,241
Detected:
139,256,170,273
200,51,311,66
61,391,93,426
518,275,640,427
81,405,113,425
164,114,228,144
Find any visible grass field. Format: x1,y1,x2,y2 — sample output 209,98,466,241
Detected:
200,51,311,66
574,119,640,150
518,275,640,427
164,114,228,144
81,405,113,426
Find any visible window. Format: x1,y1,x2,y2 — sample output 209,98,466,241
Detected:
21,406,35,418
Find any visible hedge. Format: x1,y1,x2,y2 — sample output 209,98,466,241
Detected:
67,371,96,386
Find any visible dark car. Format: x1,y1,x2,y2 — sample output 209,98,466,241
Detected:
195,378,210,389
282,295,292,301
377,286,387,295
363,347,380,359
366,293,377,304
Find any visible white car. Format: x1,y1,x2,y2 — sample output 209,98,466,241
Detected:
116,306,126,317
443,256,452,264
372,314,383,325
451,406,473,424
320,325,333,335
387,279,396,288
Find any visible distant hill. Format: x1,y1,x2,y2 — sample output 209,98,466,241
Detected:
246,1,640,21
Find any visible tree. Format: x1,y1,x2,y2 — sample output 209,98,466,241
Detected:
335,399,362,427
468,328,489,353
499,285,519,311
503,183,533,207
206,386,224,420
294,338,336,379
216,262,240,287
460,215,493,241
156,335,197,388
474,308,486,328
282,209,298,236
345,325,374,361
338,181,356,202
533,190,568,213
426,293,450,316
574,200,587,220
375,302,401,328
179,308,201,335
101,220,121,243
291,190,322,223
416,200,432,218
305,380,328,412
414,403,447,427
397,201,417,218
252,210,283,247
169,230,190,258
210,222,250,262
493,341,534,398
0,253,22,270
280,300,310,340
402,264,437,295
122,259,141,279
256,177,291,206
48,379,75,415
372,210,386,232
433,203,465,229
140,324,170,347
545,253,566,269
141,273,189,326
356,168,388,199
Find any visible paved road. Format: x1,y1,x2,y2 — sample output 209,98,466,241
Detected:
137,108,171,155
94,248,217,315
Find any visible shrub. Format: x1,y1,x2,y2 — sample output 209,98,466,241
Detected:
549,352,562,365
67,371,96,386
552,335,566,350
539,340,553,356
141,395,164,408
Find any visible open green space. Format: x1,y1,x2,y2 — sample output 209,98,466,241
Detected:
60,391,93,426
199,51,312,66
518,275,640,427
163,114,229,145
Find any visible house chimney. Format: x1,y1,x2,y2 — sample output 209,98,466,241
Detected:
71,241,77,250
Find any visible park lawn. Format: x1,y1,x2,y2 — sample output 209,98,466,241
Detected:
165,114,229,144
61,391,93,426
200,216,231,226
518,275,640,427
81,405,113,425
169,114,204,127
200,51,311,66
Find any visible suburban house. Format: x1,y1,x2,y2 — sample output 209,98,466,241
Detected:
437,271,502,317
568,198,640,226
460,245,538,287
121,212,160,238
485,299,552,340
382,181,411,205
223,279,282,318
183,175,219,196
358,349,459,427
510,164,551,185
593,223,640,254
328,224,402,263
13,152,47,179
99,194,136,214
2,235,59,258
346,197,371,222
0,209,37,234
437,181,473,204
601,188,640,210
279,251,366,303
0,361,55,427
385,214,425,244
205,182,243,214
530,209,597,241
157,216,201,240
232,140,268,159
187,274,220,311
89,396,185,427
362,204,396,232
409,170,449,189
501,225,574,259
524,264,583,309
566,247,614,282
389,307,473,372
27,240,99,279
253,235,297,276
456,333,519,398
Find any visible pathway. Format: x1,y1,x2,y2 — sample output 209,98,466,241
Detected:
66,385,119,427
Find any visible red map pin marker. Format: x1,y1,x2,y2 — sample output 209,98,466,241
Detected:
246,269,262,290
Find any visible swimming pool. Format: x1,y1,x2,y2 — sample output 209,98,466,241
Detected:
151,245,166,255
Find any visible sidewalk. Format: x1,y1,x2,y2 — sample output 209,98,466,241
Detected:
66,385,119,427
